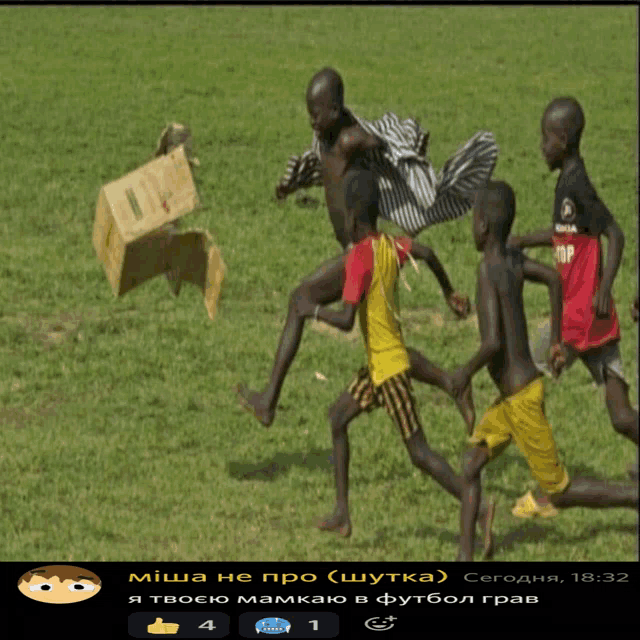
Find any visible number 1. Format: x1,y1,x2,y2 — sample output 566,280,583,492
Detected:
309,620,318,631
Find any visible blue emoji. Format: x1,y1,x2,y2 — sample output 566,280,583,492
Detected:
255,617,292,634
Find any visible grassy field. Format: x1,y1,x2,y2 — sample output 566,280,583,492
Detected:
0,6,636,562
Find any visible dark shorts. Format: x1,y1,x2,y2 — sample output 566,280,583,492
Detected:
532,320,628,386
348,367,421,441
571,341,627,387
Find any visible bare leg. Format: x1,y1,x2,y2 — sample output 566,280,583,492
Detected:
407,348,475,432
458,446,491,562
405,430,464,500
317,391,363,537
404,431,494,558
540,477,638,509
236,254,346,426
407,348,450,389
603,371,638,446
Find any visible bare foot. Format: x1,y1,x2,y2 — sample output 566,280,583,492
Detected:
316,513,352,538
234,384,274,427
478,499,495,560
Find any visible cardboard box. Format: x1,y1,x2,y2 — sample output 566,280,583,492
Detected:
168,229,226,321
93,145,199,296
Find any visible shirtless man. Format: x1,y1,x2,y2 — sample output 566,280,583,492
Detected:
236,68,472,429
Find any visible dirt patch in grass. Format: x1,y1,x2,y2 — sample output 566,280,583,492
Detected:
2,307,140,348
309,319,360,342
31,312,85,348
308,308,479,341
0,396,61,428
2,311,86,349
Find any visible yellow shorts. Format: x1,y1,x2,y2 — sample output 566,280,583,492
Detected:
470,378,570,495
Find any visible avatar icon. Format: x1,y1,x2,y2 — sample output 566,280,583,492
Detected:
255,617,292,634
17,565,102,604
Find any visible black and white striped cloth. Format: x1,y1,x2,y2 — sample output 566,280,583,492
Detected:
277,111,499,237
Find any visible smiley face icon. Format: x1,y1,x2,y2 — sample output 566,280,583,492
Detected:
364,616,397,631
17,565,101,604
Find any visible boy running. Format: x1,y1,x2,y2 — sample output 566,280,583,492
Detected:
236,68,495,429
298,167,494,551
452,181,637,562
508,98,638,476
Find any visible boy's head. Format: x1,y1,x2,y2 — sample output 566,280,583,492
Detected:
17,565,102,604
541,97,585,170
344,167,379,243
306,68,344,135
473,180,516,251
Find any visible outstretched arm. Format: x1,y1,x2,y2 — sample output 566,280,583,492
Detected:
410,242,470,317
522,255,565,376
296,296,359,333
275,149,322,201
451,263,501,394
300,242,369,331
508,227,553,249
316,302,359,332
593,219,624,318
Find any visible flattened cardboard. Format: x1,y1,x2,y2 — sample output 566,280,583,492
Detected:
117,228,174,297
168,229,226,321
204,243,225,321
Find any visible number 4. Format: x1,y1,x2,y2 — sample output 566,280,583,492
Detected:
199,620,217,630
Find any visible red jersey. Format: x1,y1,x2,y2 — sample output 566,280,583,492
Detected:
343,233,413,385
552,157,620,352
342,234,412,305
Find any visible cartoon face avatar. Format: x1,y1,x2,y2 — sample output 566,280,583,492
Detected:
255,617,292,634
17,565,101,604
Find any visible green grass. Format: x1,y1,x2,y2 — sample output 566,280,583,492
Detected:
0,5,636,562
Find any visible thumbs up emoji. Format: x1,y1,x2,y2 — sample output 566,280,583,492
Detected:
147,617,180,634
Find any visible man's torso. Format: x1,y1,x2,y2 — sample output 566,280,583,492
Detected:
319,123,370,249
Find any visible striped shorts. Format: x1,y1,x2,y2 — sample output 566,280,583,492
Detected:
348,366,421,441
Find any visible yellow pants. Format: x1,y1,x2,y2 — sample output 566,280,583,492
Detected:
470,378,570,494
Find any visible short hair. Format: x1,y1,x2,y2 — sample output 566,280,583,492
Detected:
344,167,379,228
475,180,516,242
18,565,101,586
307,67,344,107
543,97,585,151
